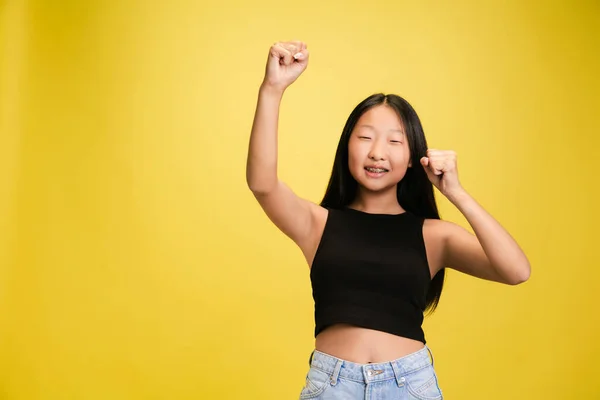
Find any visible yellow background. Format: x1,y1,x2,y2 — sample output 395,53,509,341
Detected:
1,0,598,398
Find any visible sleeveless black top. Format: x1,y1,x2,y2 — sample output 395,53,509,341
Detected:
310,207,431,344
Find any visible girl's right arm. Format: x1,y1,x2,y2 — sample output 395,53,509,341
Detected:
246,41,324,252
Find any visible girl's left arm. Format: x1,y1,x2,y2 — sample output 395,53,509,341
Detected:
421,150,531,285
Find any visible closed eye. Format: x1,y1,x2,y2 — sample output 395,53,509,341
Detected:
358,136,372,140
390,140,402,144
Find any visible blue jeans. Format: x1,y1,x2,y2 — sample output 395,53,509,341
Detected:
299,345,443,399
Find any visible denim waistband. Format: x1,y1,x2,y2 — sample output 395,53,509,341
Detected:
308,346,434,385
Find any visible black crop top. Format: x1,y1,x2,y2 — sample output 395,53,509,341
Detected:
310,207,431,344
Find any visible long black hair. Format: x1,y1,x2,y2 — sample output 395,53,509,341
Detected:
320,93,445,314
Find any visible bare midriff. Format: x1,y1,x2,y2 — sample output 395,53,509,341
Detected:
315,323,425,364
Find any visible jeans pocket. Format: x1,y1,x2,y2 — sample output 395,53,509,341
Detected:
405,365,443,400
299,367,332,399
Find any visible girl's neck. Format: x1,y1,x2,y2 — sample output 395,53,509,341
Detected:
349,188,404,214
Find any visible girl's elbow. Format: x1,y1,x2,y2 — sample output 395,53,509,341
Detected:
508,263,531,285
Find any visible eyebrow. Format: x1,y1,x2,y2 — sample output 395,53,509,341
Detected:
357,124,404,134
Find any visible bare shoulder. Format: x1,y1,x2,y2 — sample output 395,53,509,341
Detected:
422,218,469,250
306,201,329,240
421,219,450,276
423,218,458,236
305,203,328,267
422,218,472,277
251,179,330,268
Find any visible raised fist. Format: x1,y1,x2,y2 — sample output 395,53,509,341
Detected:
262,40,309,92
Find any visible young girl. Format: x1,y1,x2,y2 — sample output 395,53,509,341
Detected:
246,40,530,400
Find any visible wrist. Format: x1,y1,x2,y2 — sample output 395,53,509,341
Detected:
259,82,285,98
445,187,469,205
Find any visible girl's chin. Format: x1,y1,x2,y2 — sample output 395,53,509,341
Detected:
356,180,397,193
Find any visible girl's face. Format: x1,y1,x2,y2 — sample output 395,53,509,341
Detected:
348,105,411,193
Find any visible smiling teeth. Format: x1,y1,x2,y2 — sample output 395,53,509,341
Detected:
366,168,387,173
